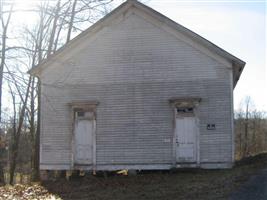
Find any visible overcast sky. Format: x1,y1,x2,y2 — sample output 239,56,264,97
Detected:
4,0,267,113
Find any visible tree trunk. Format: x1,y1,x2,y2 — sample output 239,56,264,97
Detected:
252,116,256,154
9,76,32,184
66,0,77,43
0,3,14,121
47,0,61,56
244,99,250,157
9,136,18,185
0,25,9,123
0,165,4,184
33,79,41,181
0,27,7,182
238,119,243,158
0,149,4,183
29,78,38,180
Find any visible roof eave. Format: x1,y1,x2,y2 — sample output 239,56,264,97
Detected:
27,0,135,76
233,59,246,88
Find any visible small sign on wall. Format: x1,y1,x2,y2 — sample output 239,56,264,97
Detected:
207,124,216,130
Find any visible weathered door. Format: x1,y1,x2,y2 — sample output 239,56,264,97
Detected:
74,111,94,165
175,116,197,163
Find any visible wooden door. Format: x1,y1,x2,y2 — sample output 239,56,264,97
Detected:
175,117,197,163
74,112,94,165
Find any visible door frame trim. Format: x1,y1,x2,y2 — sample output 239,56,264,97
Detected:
169,97,201,167
69,101,98,171
175,116,198,164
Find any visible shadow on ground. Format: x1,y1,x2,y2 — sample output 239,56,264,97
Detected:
41,154,267,200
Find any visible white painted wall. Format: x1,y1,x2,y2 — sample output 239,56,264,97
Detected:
39,9,233,169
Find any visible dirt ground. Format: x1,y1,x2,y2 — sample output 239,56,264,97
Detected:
1,154,267,200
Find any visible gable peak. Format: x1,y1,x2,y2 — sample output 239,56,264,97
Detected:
126,0,139,6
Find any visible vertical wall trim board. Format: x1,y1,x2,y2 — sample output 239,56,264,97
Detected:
195,107,200,166
172,106,177,167
230,67,235,163
93,119,97,171
70,110,75,168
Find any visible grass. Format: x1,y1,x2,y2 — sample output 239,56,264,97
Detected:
1,153,267,200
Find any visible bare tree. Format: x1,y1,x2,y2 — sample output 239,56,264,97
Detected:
6,69,32,184
66,0,78,43
243,96,251,157
0,1,14,121
235,97,267,159
0,0,15,183
31,0,115,181
47,0,62,56
1,0,115,183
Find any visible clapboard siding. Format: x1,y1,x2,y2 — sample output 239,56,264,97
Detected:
40,81,232,166
41,14,226,84
39,11,233,168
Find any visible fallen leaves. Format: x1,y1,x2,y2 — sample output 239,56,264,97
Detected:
0,183,61,200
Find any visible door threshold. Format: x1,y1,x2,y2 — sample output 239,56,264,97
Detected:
176,163,198,168
74,164,92,166
73,164,93,170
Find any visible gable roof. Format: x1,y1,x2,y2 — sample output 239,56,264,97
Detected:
29,0,245,88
